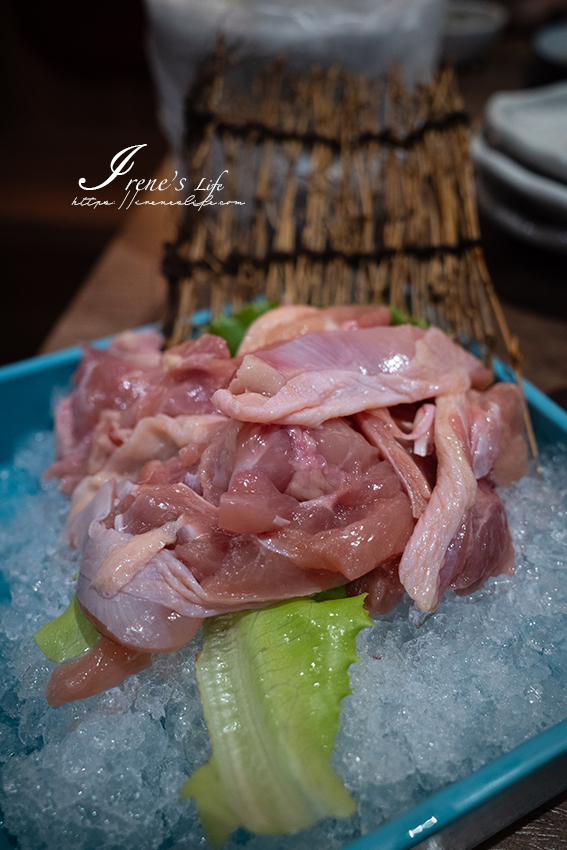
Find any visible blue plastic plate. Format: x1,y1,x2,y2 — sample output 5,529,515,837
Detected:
1,338,567,850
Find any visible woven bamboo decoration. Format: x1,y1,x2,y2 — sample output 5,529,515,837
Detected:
162,41,527,437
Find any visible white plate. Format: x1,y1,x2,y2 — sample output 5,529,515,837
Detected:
475,170,567,254
471,133,567,224
534,20,567,69
484,82,567,185
441,0,508,64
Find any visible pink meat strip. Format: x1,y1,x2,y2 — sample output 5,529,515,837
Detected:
347,559,406,617
75,420,415,650
237,304,391,354
440,478,515,599
467,383,529,486
385,403,436,457
398,393,478,611
213,325,492,426
86,413,227,479
45,636,153,706
46,332,234,493
399,384,527,611
67,413,227,520
356,409,432,518
76,489,346,650
76,505,208,652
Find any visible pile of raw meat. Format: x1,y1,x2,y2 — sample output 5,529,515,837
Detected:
45,305,528,705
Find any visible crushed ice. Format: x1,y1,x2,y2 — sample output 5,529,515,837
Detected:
1,433,567,850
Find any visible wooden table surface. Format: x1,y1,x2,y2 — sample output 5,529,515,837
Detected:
38,28,567,850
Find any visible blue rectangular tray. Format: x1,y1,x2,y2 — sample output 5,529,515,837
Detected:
1,340,567,850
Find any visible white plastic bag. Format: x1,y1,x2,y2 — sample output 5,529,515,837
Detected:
145,0,446,154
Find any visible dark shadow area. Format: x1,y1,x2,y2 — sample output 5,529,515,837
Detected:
480,213,567,320
0,0,167,365
0,220,116,363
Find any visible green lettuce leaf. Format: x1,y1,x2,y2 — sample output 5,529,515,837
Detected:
34,593,100,663
388,305,428,328
206,300,278,356
181,594,371,846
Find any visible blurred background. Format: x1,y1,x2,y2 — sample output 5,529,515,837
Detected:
1,0,567,375
0,0,167,365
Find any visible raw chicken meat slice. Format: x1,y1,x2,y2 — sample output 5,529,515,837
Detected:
237,304,391,354
76,507,345,650
200,418,376,510
112,441,411,590
201,417,413,539
382,403,436,457
398,393,478,611
356,409,432,518
67,333,164,441
398,384,526,611
323,305,393,328
467,383,529,486
213,325,492,426
252,487,413,582
45,636,152,706
74,419,415,649
77,515,207,652
46,333,234,493
199,421,295,509
237,306,339,355
218,471,298,534
347,558,405,616
442,478,515,598
67,413,227,519
88,413,226,479
129,336,235,424
45,313,530,685
124,472,411,611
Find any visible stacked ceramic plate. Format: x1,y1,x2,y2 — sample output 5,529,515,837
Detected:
471,81,567,253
